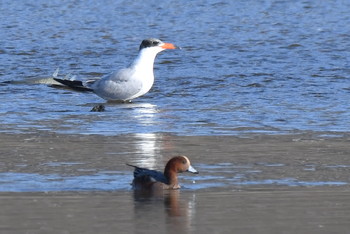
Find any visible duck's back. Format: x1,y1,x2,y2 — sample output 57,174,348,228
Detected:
127,164,168,190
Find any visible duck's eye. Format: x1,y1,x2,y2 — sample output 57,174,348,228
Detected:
182,160,186,164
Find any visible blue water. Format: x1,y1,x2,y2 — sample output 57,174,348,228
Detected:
1,162,348,192
1,0,350,135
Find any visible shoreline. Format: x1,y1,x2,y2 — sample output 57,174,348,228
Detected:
0,129,350,139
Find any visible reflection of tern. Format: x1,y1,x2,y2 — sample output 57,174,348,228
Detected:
53,38,178,102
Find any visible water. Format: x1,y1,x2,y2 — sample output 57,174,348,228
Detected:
0,190,348,234
1,133,349,192
1,0,350,135
1,1,350,233
1,133,350,233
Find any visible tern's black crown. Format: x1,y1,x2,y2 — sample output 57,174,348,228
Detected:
139,38,162,50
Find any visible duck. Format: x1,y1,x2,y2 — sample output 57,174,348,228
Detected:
53,38,178,102
127,155,198,190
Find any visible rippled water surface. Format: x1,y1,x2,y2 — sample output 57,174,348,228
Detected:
1,0,350,135
1,1,350,233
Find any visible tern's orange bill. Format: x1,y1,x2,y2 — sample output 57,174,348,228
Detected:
161,43,177,49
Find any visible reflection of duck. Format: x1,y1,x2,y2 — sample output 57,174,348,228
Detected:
127,156,198,190
164,190,183,217
132,188,196,232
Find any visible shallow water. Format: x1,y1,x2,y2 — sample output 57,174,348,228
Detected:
1,133,349,192
1,0,350,135
1,133,350,233
1,190,349,234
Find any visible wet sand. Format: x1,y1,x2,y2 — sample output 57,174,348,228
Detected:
1,132,350,233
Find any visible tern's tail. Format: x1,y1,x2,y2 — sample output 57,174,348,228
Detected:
53,78,93,92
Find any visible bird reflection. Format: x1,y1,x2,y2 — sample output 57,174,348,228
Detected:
132,189,195,232
133,132,160,168
133,189,184,216
164,190,183,217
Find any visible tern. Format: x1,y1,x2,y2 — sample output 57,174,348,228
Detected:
53,38,178,102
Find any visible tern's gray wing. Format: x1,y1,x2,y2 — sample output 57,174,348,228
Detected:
91,69,142,100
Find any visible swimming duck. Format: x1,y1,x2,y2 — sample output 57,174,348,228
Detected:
127,155,198,190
